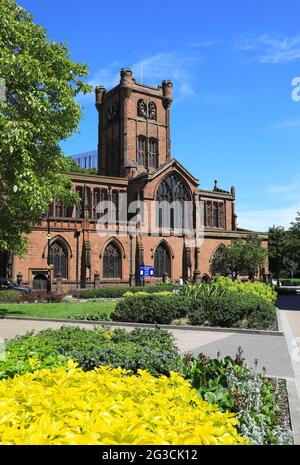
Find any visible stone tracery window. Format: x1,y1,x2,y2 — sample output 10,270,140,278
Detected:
49,240,68,278
148,138,158,168
154,242,171,278
137,136,146,166
156,174,190,230
103,242,121,279
204,201,225,228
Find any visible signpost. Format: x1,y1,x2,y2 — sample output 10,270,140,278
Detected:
139,265,155,285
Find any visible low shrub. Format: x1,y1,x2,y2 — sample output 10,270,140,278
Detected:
181,350,293,445
188,292,276,329
0,363,248,445
21,291,64,303
112,295,190,325
0,290,22,303
179,282,226,300
79,284,173,299
215,277,277,304
0,326,180,379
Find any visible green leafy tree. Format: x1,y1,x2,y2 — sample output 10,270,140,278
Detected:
212,234,267,279
268,226,287,283
64,157,98,175
0,0,92,254
285,213,300,277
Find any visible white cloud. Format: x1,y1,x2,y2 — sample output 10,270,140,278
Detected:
238,204,300,231
236,34,300,64
77,51,201,105
270,118,300,129
264,174,300,206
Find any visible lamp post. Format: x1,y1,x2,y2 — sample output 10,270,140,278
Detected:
47,213,52,294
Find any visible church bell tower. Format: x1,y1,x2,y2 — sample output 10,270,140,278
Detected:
95,68,173,179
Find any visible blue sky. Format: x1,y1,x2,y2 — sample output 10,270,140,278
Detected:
19,0,300,231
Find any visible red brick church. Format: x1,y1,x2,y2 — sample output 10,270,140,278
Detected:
2,68,268,290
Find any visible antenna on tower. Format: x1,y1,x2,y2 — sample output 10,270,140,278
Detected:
140,62,143,84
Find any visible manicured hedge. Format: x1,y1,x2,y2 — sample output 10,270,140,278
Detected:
0,290,22,303
0,326,180,379
78,284,173,299
112,295,190,324
113,293,276,330
188,293,276,329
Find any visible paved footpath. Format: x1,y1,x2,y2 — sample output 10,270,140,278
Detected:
277,295,300,444
0,317,293,378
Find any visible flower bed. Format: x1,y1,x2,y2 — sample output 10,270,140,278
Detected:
0,327,181,379
0,362,248,445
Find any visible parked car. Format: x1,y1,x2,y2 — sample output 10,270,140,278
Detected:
0,277,32,293
272,279,282,287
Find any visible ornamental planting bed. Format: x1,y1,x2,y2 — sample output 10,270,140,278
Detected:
0,326,293,445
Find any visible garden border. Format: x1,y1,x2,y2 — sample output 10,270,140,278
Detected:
1,315,284,336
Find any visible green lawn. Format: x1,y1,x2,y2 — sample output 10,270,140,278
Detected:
0,301,116,319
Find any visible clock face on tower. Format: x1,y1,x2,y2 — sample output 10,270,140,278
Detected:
107,102,118,122
138,99,156,120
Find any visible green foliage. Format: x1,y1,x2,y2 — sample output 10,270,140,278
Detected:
113,288,276,329
179,282,226,300
64,157,98,175
79,284,173,299
181,351,290,445
0,290,22,303
211,234,267,278
268,226,287,281
112,295,190,324
0,0,92,254
188,292,276,329
215,277,277,303
0,326,181,379
268,213,300,278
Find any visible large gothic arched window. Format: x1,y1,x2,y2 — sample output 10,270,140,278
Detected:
49,240,68,278
154,243,171,278
103,242,121,279
156,174,190,231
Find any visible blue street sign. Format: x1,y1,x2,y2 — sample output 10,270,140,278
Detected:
139,265,155,277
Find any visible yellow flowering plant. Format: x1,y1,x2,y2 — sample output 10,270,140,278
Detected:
0,361,249,445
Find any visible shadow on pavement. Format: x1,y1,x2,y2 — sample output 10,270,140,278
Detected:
277,295,300,311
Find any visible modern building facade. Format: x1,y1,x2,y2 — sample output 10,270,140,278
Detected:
3,68,268,290
71,150,98,170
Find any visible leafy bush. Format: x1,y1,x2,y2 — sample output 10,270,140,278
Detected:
188,292,276,329
215,277,277,304
78,284,173,299
0,326,180,379
0,290,22,303
123,290,173,298
179,282,226,300
181,351,293,445
21,291,64,303
112,295,190,324
0,362,248,445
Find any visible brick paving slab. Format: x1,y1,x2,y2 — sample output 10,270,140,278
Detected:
190,333,293,378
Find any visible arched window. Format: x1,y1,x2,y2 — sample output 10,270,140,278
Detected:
210,244,226,275
137,136,146,166
156,174,190,231
212,202,218,228
154,243,171,278
49,240,68,278
103,242,121,279
148,138,158,168
76,186,84,218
